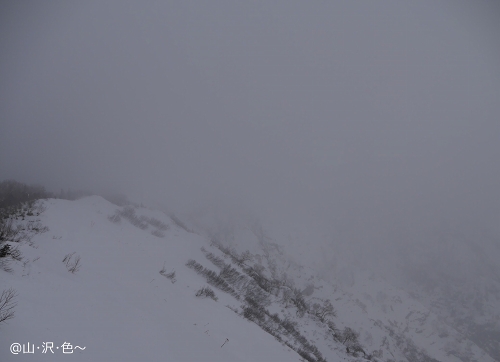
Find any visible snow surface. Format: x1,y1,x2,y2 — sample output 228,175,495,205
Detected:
0,197,304,361
1,196,497,362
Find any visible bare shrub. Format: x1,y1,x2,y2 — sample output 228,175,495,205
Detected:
35,202,46,215
147,218,169,231
63,252,81,273
243,297,266,321
26,221,48,233
62,252,75,265
0,219,23,243
159,264,176,283
327,320,338,334
291,288,308,317
8,245,22,261
338,326,359,345
203,251,227,270
118,206,148,229
68,256,81,273
0,182,52,271
185,259,239,299
0,288,17,325
335,326,365,355
0,258,13,273
239,250,253,265
310,299,336,322
281,288,294,308
0,244,11,258
1,203,49,271
244,283,271,307
196,286,218,301
186,259,200,270
108,213,121,223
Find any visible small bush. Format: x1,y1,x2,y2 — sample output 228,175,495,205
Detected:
8,245,21,261
0,244,10,258
336,326,365,356
62,252,75,265
291,288,308,317
1,219,25,272
0,258,12,273
63,252,81,273
0,181,51,272
203,251,227,270
0,219,23,243
185,259,239,299
108,213,121,223
244,283,271,307
118,206,148,229
26,221,48,233
0,288,17,325
327,320,338,334
243,296,266,319
160,264,176,283
311,299,336,322
196,287,218,301
164,271,176,280
147,218,169,231
68,256,81,273
243,304,264,321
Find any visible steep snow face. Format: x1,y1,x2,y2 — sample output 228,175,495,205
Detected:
187,216,498,362
0,197,304,362
1,196,497,362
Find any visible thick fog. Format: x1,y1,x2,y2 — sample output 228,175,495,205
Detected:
1,1,499,279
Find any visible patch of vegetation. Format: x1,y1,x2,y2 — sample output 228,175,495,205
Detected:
114,206,148,229
193,247,332,361
241,297,326,362
189,243,371,362
195,286,218,301
310,299,336,322
62,252,81,274
0,288,17,325
1,180,50,272
185,259,239,299
109,207,170,237
159,264,176,283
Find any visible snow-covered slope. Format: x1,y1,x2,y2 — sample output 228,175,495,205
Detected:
186,215,498,362
1,197,497,362
0,197,303,362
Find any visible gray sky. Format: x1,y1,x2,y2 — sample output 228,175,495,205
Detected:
1,1,499,274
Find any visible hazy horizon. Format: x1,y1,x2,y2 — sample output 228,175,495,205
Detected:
1,1,499,279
